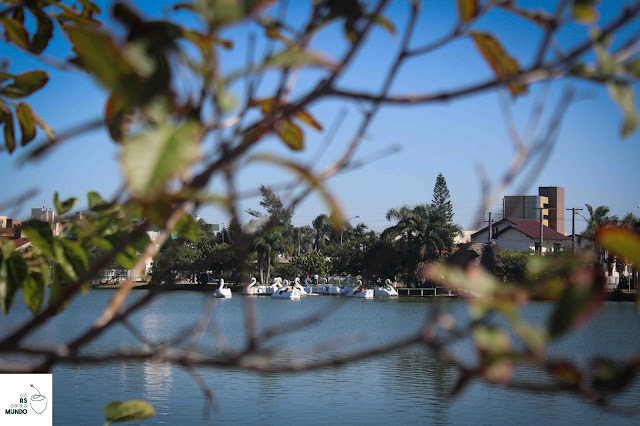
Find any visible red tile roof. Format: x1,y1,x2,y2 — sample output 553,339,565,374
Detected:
498,218,570,241
12,238,30,249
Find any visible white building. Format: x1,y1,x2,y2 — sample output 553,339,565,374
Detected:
471,218,571,253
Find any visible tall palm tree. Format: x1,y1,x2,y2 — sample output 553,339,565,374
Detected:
583,204,618,241
312,214,330,252
253,228,288,284
382,204,449,285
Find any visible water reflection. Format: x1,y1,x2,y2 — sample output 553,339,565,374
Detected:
3,292,637,424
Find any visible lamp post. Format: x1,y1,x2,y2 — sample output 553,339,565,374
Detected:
341,215,360,244
630,205,640,292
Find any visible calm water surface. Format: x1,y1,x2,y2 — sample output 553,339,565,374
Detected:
1,291,639,425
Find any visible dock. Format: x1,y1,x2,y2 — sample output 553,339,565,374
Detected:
397,287,457,297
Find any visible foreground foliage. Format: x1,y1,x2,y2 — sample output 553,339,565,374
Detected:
0,0,639,421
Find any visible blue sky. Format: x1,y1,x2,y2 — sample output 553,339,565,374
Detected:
1,0,639,233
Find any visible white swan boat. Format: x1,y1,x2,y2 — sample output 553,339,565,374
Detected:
303,277,316,294
293,277,309,296
214,278,232,298
265,277,283,295
340,278,356,295
345,279,373,298
325,277,343,295
374,279,399,297
271,279,301,300
243,277,267,295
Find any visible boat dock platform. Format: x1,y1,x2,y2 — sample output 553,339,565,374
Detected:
397,287,457,297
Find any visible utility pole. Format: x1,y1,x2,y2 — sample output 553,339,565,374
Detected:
298,228,301,257
566,207,583,253
534,208,544,253
539,208,543,253
486,212,493,242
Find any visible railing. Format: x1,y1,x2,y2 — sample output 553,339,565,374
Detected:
397,287,457,297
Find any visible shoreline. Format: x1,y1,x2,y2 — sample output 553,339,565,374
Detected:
90,283,638,301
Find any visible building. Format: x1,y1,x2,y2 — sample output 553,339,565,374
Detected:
0,216,22,239
539,186,564,235
503,186,565,235
31,205,61,235
471,218,571,253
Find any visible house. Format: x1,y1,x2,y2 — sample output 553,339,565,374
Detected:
471,218,571,253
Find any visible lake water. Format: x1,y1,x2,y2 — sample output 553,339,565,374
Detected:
1,291,639,424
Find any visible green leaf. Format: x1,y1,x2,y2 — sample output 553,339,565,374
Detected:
474,326,511,355
0,16,29,49
572,0,599,24
23,275,45,315
104,400,155,424
1,253,27,315
16,102,36,146
194,0,276,28
28,8,54,54
53,192,78,216
456,0,478,23
23,220,56,259
606,81,639,138
3,109,16,153
54,242,77,281
548,281,602,339
625,58,640,79
0,70,49,99
372,14,396,35
60,239,89,273
217,86,238,113
87,191,108,210
48,268,70,313
121,121,202,199
63,24,135,94
470,32,526,97
265,46,336,70
274,119,303,150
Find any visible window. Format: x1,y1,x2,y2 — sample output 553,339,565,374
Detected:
553,243,561,252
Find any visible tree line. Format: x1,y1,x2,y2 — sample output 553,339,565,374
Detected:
150,173,462,286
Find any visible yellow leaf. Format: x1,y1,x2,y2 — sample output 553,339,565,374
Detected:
456,0,478,23
595,227,640,267
274,119,303,150
470,32,526,97
294,110,323,131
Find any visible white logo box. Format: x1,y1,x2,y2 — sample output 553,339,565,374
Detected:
0,374,52,426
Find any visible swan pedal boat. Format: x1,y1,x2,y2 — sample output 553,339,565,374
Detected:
265,277,283,295
345,280,373,299
243,277,267,295
374,279,399,297
214,279,232,298
271,280,301,300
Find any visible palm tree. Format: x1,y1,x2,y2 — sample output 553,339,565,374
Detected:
253,228,289,284
621,212,640,233
583,204,618,241
312,214,330,252
382,204,450,285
